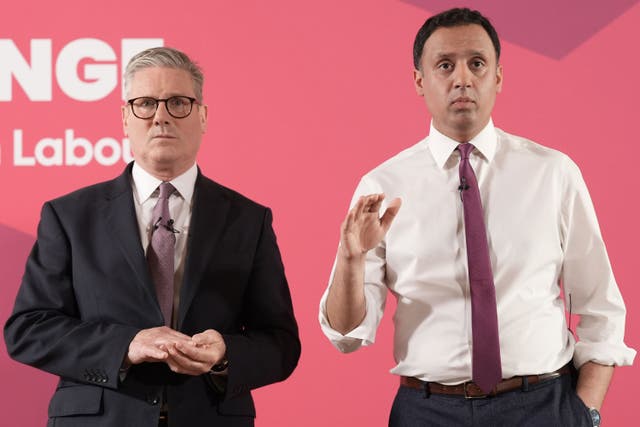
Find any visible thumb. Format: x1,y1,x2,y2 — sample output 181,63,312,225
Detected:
380,198,402,232
192,329,221,346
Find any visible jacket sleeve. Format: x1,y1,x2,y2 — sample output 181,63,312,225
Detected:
220,208,301,398
4,201,140,390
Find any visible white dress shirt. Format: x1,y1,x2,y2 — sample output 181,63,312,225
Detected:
319,120,636,384
131,162,197,326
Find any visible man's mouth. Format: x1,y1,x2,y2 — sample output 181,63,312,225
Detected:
451,97,474,106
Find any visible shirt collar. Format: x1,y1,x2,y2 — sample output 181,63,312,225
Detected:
426,119,498,169
131,162,198,204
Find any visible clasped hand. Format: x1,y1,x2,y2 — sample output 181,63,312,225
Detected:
126,326,226,376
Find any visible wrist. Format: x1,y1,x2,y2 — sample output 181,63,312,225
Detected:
337,245,366,265
210,358,229,373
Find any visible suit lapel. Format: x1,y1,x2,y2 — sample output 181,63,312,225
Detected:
177,173,230,328
104,163,160,313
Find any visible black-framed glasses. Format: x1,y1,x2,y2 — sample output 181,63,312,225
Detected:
127,96,200,119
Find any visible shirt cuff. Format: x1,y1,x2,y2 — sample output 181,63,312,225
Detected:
318,290,381,353
573,341,636,368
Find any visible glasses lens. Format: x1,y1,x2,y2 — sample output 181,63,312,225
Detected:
166,96,194,118
131,97,157,119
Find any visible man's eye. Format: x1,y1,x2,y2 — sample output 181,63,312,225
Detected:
439,63,453,71
472,61,485,69
169,97,188,107
137,99,155,108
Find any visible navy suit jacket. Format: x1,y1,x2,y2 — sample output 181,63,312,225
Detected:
4,163,300,427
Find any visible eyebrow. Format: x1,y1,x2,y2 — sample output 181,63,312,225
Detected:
434,50,489,60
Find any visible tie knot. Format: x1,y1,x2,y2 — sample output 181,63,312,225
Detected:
157,182,175,200
457,143,475,160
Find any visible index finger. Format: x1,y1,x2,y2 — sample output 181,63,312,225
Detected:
356,193,383,216
152,327,192,346
191,329,223,346
368,193,386,215
174,341,216,364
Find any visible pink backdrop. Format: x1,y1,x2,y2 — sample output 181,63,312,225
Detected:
1,1,638,425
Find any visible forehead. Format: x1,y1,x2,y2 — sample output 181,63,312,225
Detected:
422,24,495,61
127,67,195,97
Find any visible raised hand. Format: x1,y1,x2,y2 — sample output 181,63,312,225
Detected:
326,193,401,334
339,193,402,260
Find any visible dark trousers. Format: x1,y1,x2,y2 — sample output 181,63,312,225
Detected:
389,375,593,427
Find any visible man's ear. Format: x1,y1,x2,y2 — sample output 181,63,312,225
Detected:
413,69,425,97
199,104,208,133
496,64,503,93
122,105,129,136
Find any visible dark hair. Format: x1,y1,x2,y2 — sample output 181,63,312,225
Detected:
413,8,501,69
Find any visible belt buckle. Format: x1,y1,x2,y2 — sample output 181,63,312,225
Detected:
463,382,488,399
538,372,561,382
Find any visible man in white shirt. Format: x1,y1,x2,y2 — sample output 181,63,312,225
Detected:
319,8,634,426
5,47,300,427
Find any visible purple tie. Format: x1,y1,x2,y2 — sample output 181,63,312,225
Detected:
147,182,176,326
458,143,502,393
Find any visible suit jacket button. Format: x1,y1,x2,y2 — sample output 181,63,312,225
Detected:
147,395,160,405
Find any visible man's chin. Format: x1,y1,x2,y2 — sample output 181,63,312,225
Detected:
151,156,180,168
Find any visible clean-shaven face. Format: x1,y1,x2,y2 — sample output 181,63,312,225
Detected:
414,24,502,142
123,67,207,179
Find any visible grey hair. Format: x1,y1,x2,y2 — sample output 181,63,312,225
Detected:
123,47,204,101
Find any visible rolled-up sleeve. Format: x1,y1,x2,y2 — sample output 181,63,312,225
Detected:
319,260,388,352
318,177,390,353
560,158,636,367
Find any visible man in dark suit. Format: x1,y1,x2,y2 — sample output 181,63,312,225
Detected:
4,47,300,427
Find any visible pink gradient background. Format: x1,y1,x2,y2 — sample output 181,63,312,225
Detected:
0,1,638,425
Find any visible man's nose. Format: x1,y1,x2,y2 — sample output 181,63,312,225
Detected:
453,64,472,89
153,100,171,124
